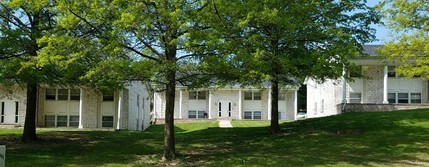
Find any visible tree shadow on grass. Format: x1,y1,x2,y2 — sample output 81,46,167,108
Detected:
175,109,429,166
3,109,429,166
2,125,187,167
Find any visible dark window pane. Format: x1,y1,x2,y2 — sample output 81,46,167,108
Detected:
197,91,206,100
102,116,114,127
253,111,262,119
46,89,56,100
57,116,68,127
69,116,79,127
58,89,69,101
388,93,396,103
103,92,114,101
189,92,197,100
253,92,261,100
278,93,285,100
244,92,252,100
188,111,196,119
45,115,55,127
388,66,396,77
197,111,205,118
70,89,80,101
244,111,252,119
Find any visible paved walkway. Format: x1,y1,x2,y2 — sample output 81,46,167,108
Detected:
218,119,233,128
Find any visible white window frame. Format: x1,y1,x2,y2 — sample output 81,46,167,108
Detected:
349,93,362,103
278,92,285,101
45,88,81,101
387,92,422,104
45,115,80,127
102,115,114,127
188,110,206,119
243,111,261,120
189,91,206,100
244,91,261,100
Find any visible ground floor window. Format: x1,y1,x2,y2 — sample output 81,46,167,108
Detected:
102,116,114,127
188,110,205,119
45,115,79,127
243,111,262,120
278,112,286,120
388,92,421,104
349,93,362,103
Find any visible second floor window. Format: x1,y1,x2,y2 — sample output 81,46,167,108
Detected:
189,91,206,100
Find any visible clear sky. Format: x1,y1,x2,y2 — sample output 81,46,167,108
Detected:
366,0,389,45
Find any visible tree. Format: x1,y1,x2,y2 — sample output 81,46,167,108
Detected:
204,0,380,133
378,0,429,78
40,0,218,160
0,0,58,142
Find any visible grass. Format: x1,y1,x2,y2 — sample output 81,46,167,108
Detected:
1,109,429,166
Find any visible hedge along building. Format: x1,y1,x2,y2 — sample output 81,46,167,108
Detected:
153,84,299,121
306,45,429,118
0,81,151,130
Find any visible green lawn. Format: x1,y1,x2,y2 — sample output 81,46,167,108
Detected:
2,109,429,166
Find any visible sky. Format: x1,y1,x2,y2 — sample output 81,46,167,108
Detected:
366,0,389,45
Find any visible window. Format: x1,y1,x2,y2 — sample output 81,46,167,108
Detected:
388,93,396,104
349,93,362,103
189,91,206,100
218,102,222,117
188,110,205,119
102,116,114,127
58,89,69,101
69,116,79,127
198,111,205,118
398,93,409,103
411,93,422,103
278,112,285,120
15,102,18,123
45,115,55,127
253,111,261,119
244,111,252,119
103,92,114,101
189,110,196,118
278,93,285,100
388,66,396,77
243,111,261,120
56,115,68,127
46,88,81,101
70,89,80,101
244,92,253,100
46,89,56,100
1,102,4,123
244,91,261,100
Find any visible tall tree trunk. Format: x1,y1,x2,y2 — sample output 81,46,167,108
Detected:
162,37,177,159
162,69,176,160
21,82,38,142
270,79,281,134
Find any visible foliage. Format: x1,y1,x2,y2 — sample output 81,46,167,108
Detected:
39,0,221,159
378,0,429,78
2,109,429,166
200,0,380,133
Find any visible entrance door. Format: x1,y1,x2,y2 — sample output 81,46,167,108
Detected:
1,101,18,124
218,101,231,118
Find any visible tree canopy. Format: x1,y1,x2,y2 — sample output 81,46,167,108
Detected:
378,0,429,77
202,0,380,133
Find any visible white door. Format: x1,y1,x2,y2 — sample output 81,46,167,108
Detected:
1,101,18,124
218,101,231,118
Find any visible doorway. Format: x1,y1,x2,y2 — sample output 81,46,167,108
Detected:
218,101,231,118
